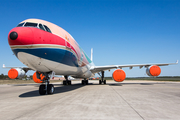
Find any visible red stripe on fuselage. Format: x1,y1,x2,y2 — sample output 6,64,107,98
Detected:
8,27,33,45
8,27,78,56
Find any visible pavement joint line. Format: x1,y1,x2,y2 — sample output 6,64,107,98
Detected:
110,86,145,120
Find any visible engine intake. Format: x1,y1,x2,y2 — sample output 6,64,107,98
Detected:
8,68,25,79
146,65,161,76
112,69,126,82
33,72,44,83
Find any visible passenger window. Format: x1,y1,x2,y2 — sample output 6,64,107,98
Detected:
44,25,52,33
39,24,45,31
17,22,25,27
24,22,38,27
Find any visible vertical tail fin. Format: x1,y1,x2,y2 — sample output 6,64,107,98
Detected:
2,64,5,68
91,48,93,62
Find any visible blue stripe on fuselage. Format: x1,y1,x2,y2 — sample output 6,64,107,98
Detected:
12,48,79,67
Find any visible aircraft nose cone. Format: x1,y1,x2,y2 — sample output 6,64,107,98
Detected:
9,31,18,40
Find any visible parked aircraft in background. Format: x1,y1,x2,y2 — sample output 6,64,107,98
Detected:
4,19,178,95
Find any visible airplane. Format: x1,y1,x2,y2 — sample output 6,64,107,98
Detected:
4,18,178,95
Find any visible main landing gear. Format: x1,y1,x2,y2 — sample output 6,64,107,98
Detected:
39,73,55,95
63,75,71,85
82,78,88,85
39,84,54,95
99,71,106,84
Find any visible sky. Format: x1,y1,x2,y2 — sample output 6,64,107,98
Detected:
0,0,179,77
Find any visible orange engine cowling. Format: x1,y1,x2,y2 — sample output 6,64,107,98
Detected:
33,72,45,83
112,69,126,82
146,65,161,76
8,68,25,79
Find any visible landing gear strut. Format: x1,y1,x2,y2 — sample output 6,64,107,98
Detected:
99,71,106,84
39,73,54,95
63,75,71,85
82,78,88,85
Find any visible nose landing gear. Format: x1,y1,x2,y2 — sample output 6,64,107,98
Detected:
38,72,55,95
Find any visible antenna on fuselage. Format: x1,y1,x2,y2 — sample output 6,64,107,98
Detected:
91,48,93,62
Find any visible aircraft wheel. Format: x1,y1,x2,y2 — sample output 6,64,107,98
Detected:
104,80,106,84
47,84,54,95
99,80,102,84
63,80,68,85
86,80,88,85
39,84,46,95
68,80,71,85
82,80,87,85
82,80,84,85
63,80,69,85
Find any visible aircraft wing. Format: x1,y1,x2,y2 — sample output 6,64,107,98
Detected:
2,64,33,73
90,60,178,73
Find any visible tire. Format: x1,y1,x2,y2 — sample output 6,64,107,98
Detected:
99,80,102,84
82,80,87,85
63,80,69,85
39,84,46,95
68,80,71,85
65,81,68,85
86,80,88,85
104,80,106,84
47,84,54,95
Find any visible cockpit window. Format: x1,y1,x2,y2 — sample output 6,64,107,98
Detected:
39,24,46,31
17,22,25,27
44,25,52,33
24,22,38,27
17,22,52,33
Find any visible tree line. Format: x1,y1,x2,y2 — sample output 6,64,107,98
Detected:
0,74,10,79
0,74,33,80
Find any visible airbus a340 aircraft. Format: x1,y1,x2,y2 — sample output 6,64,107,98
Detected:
4,19,178,95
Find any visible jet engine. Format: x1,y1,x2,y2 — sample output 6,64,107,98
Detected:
33,72,45,83
112,69,126,82
146,65,161,76
8,68,26,79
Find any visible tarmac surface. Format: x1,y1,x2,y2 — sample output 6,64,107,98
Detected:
0,80,180,120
